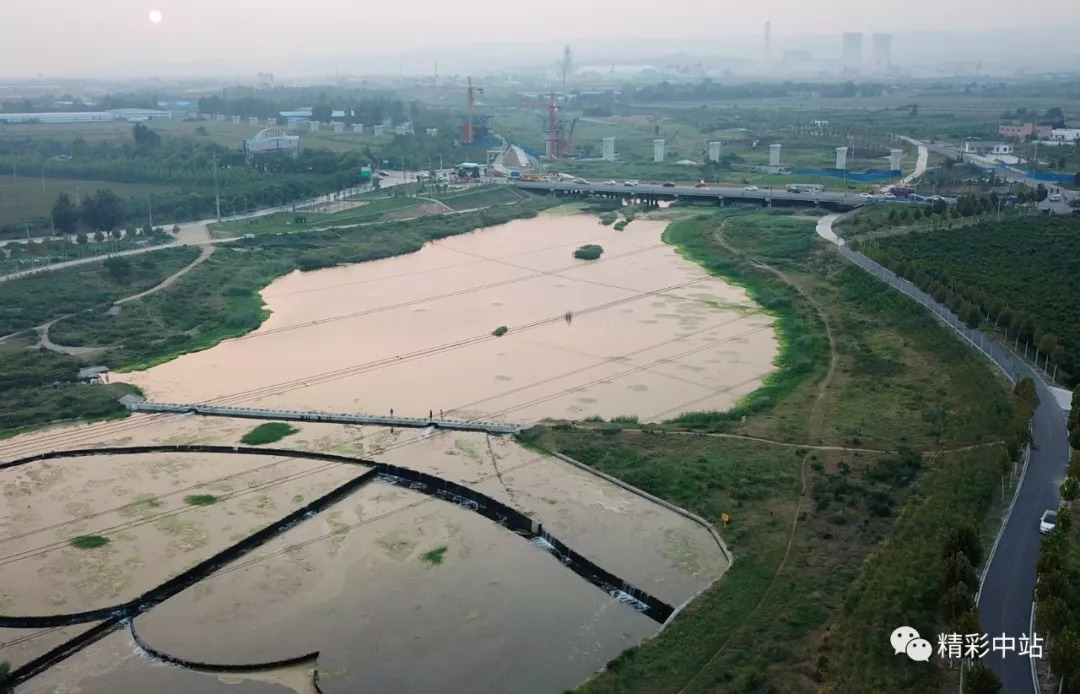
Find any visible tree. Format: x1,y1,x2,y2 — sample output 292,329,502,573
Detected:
52,192,79,234
943,518,984,568
963,663,1002,694
1037,596,1070,636
93,230,104,243
558,44,574,88
311,103,333,124
1061,477,1080,503
104,256,132,284
940,551,978,592
939,581,975,624
81,189,124,232
1036,183,1049,202
133,123,161,149
1051,627,1080,681
75,232,88,245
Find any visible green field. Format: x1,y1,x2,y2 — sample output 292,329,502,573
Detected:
515,207,1025,693
867,216,1080,387
0,174,180,226
212,196,423,237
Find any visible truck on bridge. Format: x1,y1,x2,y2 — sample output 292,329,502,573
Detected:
786,183,825,194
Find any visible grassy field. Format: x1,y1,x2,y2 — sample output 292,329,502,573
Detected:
0,174,180,226
511,207,1023,692
431,185,523,210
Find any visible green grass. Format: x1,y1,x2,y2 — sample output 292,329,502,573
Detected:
0,246,200,335
212,196,422,237
431,186,522,210
420,545,449,565
240,422,299,446
69,534,110,549
184,494,219,506
0,174,181,227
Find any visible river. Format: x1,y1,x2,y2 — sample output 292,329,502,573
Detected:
3,210,774,692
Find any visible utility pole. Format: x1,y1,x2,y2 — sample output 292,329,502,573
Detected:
148,197,154,230
212,150,222,222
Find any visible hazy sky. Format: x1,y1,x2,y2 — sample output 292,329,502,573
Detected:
4,0,1078,77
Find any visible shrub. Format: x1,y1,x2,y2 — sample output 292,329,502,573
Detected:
70,534,109,549
574,244,604,260
184,494,219,506
421,545,449,565
240,422,299,445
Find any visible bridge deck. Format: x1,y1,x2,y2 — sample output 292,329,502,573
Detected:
124,399,525,435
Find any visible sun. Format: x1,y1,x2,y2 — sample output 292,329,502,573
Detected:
148,9,163,23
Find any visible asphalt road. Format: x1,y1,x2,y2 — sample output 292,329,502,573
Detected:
820,217,1069,693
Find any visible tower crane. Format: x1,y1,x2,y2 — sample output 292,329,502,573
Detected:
465,77,485,144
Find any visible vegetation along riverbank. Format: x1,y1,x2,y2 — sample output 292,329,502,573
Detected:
516,206,1029,693
0,200,555,437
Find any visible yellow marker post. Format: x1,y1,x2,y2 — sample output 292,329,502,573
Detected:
721,513,730,526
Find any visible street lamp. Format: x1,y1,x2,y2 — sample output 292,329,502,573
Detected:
41,155,70,193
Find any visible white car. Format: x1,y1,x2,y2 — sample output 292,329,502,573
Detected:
884,193,897,200
1049,193,1062,202
1040,509,1057,535
744,185,759,191
860,192,875,199
604,180,617,186
623,180,639,187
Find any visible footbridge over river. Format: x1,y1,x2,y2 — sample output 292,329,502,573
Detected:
122,397,526,434
510,179,897,211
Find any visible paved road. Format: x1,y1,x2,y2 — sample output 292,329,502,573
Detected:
908,137,1076,213
817,214,1069,694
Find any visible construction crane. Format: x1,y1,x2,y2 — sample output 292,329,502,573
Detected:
543,92,576,159
463,77,485,144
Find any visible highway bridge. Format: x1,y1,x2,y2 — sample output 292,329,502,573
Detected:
509,180,913,210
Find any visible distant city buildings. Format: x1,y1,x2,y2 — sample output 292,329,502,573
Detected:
871,34,892,73
842,33,863,74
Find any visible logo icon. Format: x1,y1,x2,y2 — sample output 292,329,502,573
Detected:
891,626,931,662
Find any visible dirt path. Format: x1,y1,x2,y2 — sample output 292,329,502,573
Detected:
677,222,840,693
115,243,215,307
36,244,216,355
416,196,455,213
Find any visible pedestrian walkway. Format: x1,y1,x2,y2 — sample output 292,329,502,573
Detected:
122,398,525,434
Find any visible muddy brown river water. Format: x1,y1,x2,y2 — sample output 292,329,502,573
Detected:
2,211,776,692
119,212,777,422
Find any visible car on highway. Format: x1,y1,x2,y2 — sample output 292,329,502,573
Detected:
694,181,710,188
661,181,676,187
603,180,617,186
1040,509,1058,535
860,192,875,199
571,177,588,184
623,180,639,187
883,193,897,200
743,185,759,191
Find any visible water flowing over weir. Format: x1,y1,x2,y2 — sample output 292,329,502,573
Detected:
0,444,674,689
